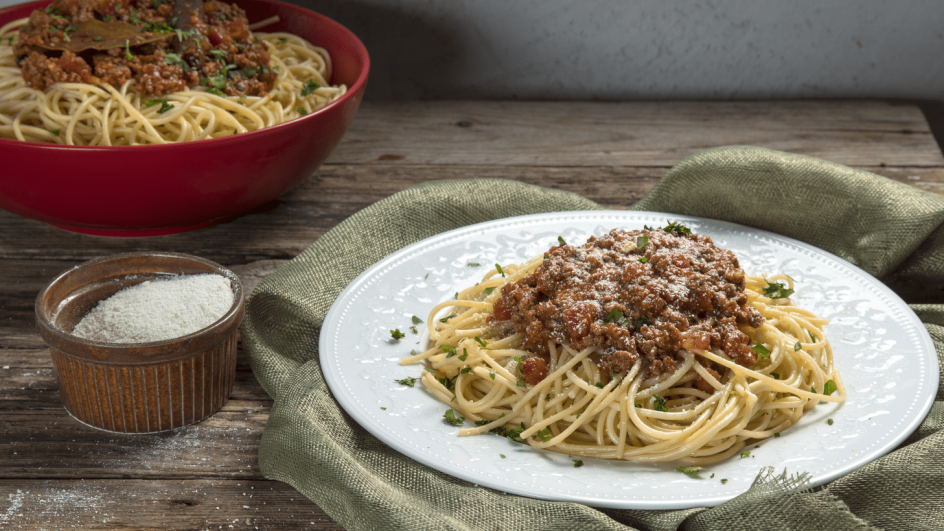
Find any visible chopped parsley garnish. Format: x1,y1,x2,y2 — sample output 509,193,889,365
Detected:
297,107,308,116
762,281,795,299
638,256,649,263
495,264,505,277
209,49,228,61
794,341,802,352
636,234,648,250
809,331,817,342
163,52,187,69
532,428,552,442
142,99,173,114
824,379,837,396
594,382,604,389
411,315,423,324
544,395,551,402
467,262,481,267
474,337,488,348
556,235,567,247
771,373,780,380
677,466,705,478
124,40,133,61
279,37,288,43
489,372,495,380
634,402,642,408
662,221,692,236
490,422,525,441
380,407,386,410
751,344,771,360
440,345,457,357
142,21,174,33
633,315,652,329
721,478,728,484
390,329,405,340
710,473,715,478
129,11,142,24
500,454,506,458
774,432,780,437
439,315,456,323
394,376,416,387
458,349,468,361
827,418,834,425
409,325,418,334
49,129,60,135
437,374,457,391
93,35,103,41
443,409,465,425
516,380,526,387
483,287,495,295
604,308,630,327
460,367,471,374
652,395,668,412
206,88,226,97
233,66,261,78
300,79,320,96
740,450,750,458
572,459,584,468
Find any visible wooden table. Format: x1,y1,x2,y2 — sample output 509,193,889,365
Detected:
2,101,942,530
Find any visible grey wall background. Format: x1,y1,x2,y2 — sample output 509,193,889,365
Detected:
3,0,942,102
289,0,944,102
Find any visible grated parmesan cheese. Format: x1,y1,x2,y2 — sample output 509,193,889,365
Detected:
71,274,234,344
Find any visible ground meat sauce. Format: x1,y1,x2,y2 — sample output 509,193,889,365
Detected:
14,0,276,97
493,228,765,388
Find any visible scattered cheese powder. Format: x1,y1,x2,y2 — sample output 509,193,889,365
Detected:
72,274,235,344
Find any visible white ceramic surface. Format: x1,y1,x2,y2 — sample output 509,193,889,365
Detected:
320,211,938,510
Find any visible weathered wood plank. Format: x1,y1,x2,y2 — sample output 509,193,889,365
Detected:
325,101,944,167
0,479,341,530
0,406,268,479
0,162,939,264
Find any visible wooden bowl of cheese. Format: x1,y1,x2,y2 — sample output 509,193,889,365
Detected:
35,252,245,433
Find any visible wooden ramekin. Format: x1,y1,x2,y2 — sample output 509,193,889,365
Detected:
35,252,245,433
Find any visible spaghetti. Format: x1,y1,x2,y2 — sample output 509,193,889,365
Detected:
402,226,845,464
0,12,345,145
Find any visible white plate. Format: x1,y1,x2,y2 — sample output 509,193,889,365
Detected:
320,211,938,509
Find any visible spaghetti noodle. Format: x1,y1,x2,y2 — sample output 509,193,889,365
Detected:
0,12,345,145
402,225,845,464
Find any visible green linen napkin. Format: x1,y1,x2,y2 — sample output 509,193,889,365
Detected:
242,146,944,531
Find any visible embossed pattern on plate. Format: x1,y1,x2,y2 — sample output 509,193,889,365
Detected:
320,211,939,510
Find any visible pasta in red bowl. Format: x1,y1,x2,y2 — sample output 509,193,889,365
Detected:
0,0,368,236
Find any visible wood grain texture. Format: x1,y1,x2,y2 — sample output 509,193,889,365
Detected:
1,100,943,531
326,101,944,167
0,479,335,530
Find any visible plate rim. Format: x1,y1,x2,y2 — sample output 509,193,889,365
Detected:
319,210,939,509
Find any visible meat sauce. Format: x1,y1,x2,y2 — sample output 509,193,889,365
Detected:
493,227,764,391
13,0,276,97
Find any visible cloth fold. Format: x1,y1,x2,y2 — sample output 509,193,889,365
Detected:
242,146,944,531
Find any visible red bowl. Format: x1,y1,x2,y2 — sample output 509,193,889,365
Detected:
0,0,368,237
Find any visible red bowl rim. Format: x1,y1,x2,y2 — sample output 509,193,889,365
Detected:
0,0,370,152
